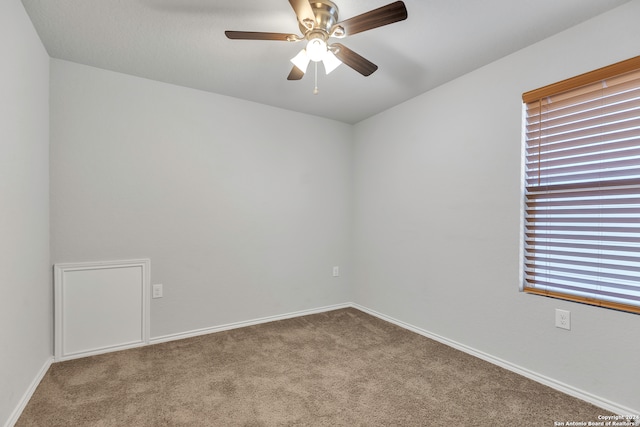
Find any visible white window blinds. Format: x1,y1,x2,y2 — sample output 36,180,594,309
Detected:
522,56,640,314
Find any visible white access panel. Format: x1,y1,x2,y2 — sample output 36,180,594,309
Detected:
54,259,150,361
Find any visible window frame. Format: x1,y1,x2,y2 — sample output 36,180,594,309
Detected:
521,56,640,315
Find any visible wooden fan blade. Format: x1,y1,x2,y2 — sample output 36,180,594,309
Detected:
331,43,378,76
335,1,407,36
225,31,298,41
288,0,316,29
287,66,305,80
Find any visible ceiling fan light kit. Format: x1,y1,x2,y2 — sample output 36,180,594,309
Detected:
305,35,327,62
225,0,408,92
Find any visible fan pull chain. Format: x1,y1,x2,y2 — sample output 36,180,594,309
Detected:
313,62,319,95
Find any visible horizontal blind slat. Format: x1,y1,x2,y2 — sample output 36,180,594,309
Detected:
526,118,640,147
525,264,638,290
524,240,640,253
526,98,640,134
526,166,640,186
524,277,640,299
526,136,640,157
526,206,639,215
526,271,640,297
528,156,640,180
524,232,640,244
526,216,640,224
526,178,640,194
524,278,640,303
525,225,640,234
525,248,640,263
524,256,640,274
526,128,640,155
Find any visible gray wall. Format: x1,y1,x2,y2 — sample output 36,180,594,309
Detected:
0,1,51,425
353,0,640,413
50,60,354,338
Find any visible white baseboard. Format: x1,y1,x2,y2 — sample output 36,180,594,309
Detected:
150,301,637,416
351,303,639,418
4,304,350,427
149,303,351,345
4,356,53,427
9,303,636,427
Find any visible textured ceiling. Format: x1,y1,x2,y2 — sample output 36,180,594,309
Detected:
22,0,632,124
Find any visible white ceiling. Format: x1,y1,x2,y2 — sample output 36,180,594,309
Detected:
22,0,631,124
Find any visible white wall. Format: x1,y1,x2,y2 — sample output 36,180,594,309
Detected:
50,60,353,338
353,0,640,413
0,1,51,426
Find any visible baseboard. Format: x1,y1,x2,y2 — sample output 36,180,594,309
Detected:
150,300,637,416
9,303,636,427
149,303,351,345
4,356,53,427
351,303,639,418
4,304,349,427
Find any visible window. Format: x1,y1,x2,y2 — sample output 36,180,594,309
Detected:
521,56,640,314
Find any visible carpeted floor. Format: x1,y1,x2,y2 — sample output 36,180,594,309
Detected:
17,308,611,426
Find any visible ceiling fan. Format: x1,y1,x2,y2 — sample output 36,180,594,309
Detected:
225,0,408,82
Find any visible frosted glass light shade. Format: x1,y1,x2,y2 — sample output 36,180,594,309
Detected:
290,49,310,73
323,51,341,74
306,38,327,62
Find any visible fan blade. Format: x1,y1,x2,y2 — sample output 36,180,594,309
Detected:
288,0,316,30
225,31,299,41
334,1,407,37
287,66,305,80
331,43,378,76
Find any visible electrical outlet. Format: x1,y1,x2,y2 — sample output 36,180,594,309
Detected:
332,266,339,277
152,284,163,299
555,309,570,330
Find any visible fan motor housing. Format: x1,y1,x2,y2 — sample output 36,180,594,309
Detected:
299,0,339,35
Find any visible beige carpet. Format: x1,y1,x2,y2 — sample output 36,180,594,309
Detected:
17,308,610,426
